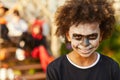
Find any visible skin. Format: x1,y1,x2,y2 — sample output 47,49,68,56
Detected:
33,26,41,34
66,22,102,67
0,8,5,17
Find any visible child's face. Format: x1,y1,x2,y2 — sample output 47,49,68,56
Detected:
0,8,5,16
66,22,102,57
33,26,41,34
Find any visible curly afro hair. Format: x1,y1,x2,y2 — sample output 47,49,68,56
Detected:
55,0,115,41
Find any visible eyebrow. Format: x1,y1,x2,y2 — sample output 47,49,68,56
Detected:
73,33,98,37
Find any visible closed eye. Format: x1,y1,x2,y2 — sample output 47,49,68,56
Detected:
87,33,98,40
72,34,82,40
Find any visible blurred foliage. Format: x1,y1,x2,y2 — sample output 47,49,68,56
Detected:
60,23,120,65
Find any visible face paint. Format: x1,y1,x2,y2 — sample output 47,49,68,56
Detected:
67,22,101,57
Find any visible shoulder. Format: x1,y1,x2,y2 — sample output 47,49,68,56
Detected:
100,54,119,68
101,54,117,64
48,55,66,67
47,55,67,70
46,55,67,80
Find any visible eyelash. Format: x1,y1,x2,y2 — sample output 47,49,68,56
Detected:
74,36,82,40
73,34,98,40
88,35,97,40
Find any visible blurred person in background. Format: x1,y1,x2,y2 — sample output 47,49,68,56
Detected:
7,10,28,45
0,3,11,42
30,18,53,72
31,18,47,48
16,17,54,72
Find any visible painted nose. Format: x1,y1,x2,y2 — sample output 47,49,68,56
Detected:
81,38,90,47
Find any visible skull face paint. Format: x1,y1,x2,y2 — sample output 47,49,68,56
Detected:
66,22,102,57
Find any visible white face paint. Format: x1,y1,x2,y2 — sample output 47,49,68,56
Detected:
67,22,102,57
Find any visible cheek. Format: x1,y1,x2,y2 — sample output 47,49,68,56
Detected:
89,34,101,47
90,39,100,47
71,39,80,47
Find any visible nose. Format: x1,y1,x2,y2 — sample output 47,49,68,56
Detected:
81,38,90,47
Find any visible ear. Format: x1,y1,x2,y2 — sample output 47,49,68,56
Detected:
66,32,71,42
100,32,103,42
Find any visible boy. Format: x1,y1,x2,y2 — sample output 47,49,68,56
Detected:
46,0,120,80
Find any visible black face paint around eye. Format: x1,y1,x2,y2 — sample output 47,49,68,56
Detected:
72,33,98,41
87,33,98,40
72,34,82,40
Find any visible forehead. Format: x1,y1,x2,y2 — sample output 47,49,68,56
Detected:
69,23,100,35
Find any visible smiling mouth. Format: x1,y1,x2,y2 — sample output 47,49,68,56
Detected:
74,45,94,53
77,47,93,54
79,49,91,54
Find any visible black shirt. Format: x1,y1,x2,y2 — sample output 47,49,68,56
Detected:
46,54,120,80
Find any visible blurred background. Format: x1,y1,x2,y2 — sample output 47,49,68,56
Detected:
0,0,120,80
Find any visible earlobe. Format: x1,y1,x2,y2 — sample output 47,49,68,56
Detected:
66,32,71,42
100,32,103,42
100,36,102,42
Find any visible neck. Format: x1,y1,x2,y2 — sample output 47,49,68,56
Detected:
68,51,98,67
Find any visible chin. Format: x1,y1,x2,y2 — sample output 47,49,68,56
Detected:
77,50,95,58
79,53,93,57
